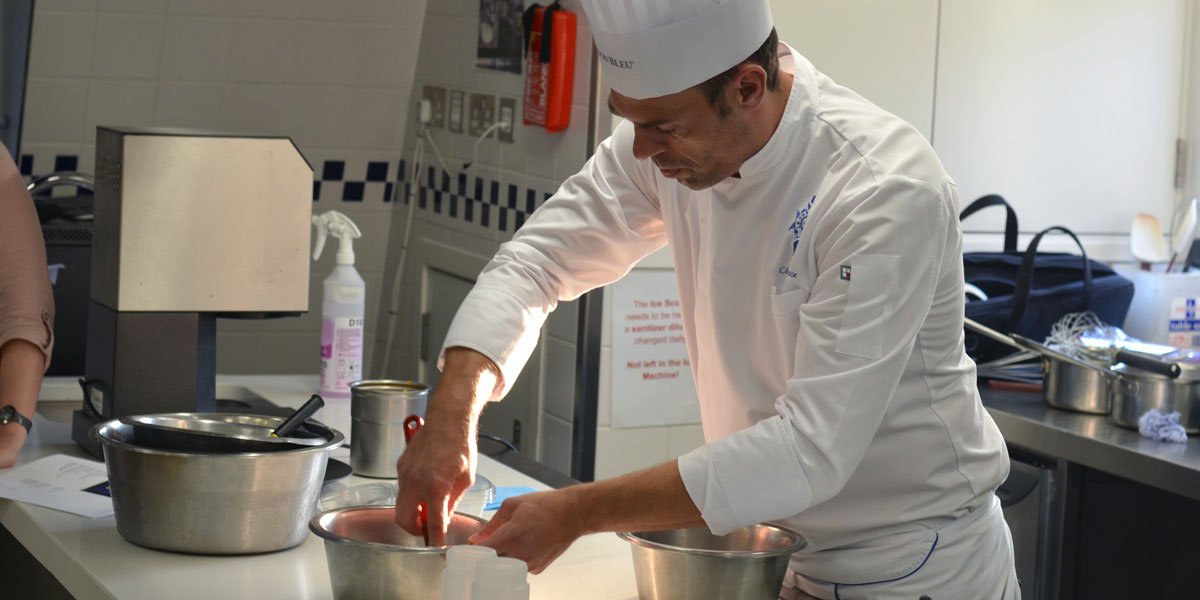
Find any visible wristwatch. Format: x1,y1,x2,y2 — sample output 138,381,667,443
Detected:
0,405,32,433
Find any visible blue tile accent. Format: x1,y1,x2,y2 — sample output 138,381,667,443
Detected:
481,203,490,227
516,212,526,229
313,181,321,201
474,177,483,201
384,181,394,202
419,186,427,210
342,181,364,201
54,155,77,172
489,181,499,205
322,160,344,181
465,197,474,222
499,207,509,232
526,189,536,213
449,195,458,218
507,184,517,209
19,155,32,175
366,161,389,182
433,190,443,214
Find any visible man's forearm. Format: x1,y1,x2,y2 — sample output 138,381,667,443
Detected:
568,460,706,535
427,347,505,431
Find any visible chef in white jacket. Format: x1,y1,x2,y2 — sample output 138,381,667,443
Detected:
395,1,1019,597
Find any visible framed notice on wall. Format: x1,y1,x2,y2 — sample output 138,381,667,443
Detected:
610,270,700,429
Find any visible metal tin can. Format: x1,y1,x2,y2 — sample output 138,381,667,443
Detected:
349,380,429,478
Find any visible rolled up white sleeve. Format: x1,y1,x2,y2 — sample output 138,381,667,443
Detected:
678,176,953,534
441,123,667,398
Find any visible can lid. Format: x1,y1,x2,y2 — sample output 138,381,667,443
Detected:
349,379,429,397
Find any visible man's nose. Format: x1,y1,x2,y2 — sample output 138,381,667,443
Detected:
631,127,666,160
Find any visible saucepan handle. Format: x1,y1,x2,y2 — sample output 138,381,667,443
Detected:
1114,349,1182,379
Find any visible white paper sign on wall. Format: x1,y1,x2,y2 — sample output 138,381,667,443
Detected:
610,270,700,428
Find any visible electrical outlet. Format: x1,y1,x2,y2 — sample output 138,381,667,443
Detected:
468,92,496,137
422,85,447,128
497,96,517,143
448,89,465,134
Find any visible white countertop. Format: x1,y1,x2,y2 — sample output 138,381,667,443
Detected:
1,375,639,600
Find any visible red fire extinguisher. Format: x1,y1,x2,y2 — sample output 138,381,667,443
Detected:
522,2,576,132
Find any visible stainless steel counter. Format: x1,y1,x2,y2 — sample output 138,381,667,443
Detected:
981,386,1200,501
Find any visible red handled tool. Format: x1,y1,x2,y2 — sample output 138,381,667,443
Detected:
403,415,429,545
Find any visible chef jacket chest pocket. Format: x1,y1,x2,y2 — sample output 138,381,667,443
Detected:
835,253,899,360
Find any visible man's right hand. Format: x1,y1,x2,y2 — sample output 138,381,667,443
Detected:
393,347,503,546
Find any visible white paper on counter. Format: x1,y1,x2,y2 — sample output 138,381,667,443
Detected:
0,454,113,518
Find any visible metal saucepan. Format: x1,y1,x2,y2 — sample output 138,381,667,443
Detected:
964,319,1195,426
119,395,328,453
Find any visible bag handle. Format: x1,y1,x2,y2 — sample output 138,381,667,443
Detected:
959,194,1019,253
1007,226,1093,334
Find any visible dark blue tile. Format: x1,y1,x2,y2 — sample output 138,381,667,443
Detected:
403,183,411,204
366,161,388,182
489,180,500,205
465,197,474,222
398,159,407,182
384,182,394,202
313,181,321,201
342,181,364,201
441,170,451,192
526,189,536,213
449,195,458,218
433,190,443,213
427,166,436,188
499,207,509,231
54,155,78,172
481,204,490,227
323,160,344,181
516,212,526,229
474,177,483,202
419,186,427,210
457,173,467,195
19,155,32,175
507,184,517,209
544,192,552,203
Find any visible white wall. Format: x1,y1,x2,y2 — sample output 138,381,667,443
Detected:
22,0,428,374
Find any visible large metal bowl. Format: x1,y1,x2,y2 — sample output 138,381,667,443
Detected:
92,414,344,554
309,506,487,600
618,524,806,600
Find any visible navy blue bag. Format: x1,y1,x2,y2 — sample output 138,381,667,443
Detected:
961,195,1135,362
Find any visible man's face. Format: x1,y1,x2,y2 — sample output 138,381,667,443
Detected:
608,86,750,190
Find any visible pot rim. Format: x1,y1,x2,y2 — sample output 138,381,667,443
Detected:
308,506,488,553
91,414,345,457
617,524,806,559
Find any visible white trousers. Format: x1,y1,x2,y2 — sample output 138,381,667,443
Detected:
780,495,1020,600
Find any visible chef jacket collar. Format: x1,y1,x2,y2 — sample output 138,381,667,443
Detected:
722,43,816,184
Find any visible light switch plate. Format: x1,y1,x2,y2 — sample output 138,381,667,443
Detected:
422,85,447,128
468,93,496,137
497,96,517,143
448,89,465,134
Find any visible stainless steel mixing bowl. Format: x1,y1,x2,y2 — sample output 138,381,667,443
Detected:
92,414,344,554
309,506,487,600
618,524,806,600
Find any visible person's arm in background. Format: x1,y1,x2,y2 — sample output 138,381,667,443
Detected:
0,145,55,468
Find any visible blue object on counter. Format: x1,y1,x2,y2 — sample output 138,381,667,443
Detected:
1138,409,1189,444
485,486,538,511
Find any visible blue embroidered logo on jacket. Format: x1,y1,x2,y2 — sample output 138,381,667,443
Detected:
788,195,816,254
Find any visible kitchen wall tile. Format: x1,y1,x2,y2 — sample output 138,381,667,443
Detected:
22,79,88,144
667,425,705,458
539,413,573,474
38,0,97,10
345,89,406,152
305,0,409,23
223,0,305,19
594,425,671,480
546,297,578,342
542,337,576,421
287,86,354,152
153,82,225,129
571,23,592,111
216,330,320,374
20,142,87,175
596,345,611,427
227,18,302,83
96,0,168,13
166,0,232,16
28,12,96,79
296,21,367,86
357,26,420,88
85,79,159,142
522,126,560,180
220,84,297,136
553,105,591,182
159,17,231,81
91,14,165,79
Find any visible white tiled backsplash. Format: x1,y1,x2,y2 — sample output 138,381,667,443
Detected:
23,0,429,374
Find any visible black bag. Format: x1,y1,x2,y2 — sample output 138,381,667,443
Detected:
961,195,1135,362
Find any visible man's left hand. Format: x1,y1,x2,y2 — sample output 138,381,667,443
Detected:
468,488,587,574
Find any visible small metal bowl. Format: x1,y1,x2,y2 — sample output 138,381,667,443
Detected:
618,524,805,600
309,506,487,600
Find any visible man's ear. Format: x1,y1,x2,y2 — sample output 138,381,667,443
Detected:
731,63,768,111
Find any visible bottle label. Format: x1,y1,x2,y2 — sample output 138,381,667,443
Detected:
321,316,364,397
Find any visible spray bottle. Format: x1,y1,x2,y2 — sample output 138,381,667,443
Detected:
312,211,365,401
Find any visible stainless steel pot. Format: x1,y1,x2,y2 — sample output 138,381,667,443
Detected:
1109,364,1200,433
92,414,344,554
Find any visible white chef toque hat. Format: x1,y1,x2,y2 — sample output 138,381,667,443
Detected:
579,0,774,100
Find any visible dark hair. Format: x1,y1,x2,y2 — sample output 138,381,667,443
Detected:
696,28,780,117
